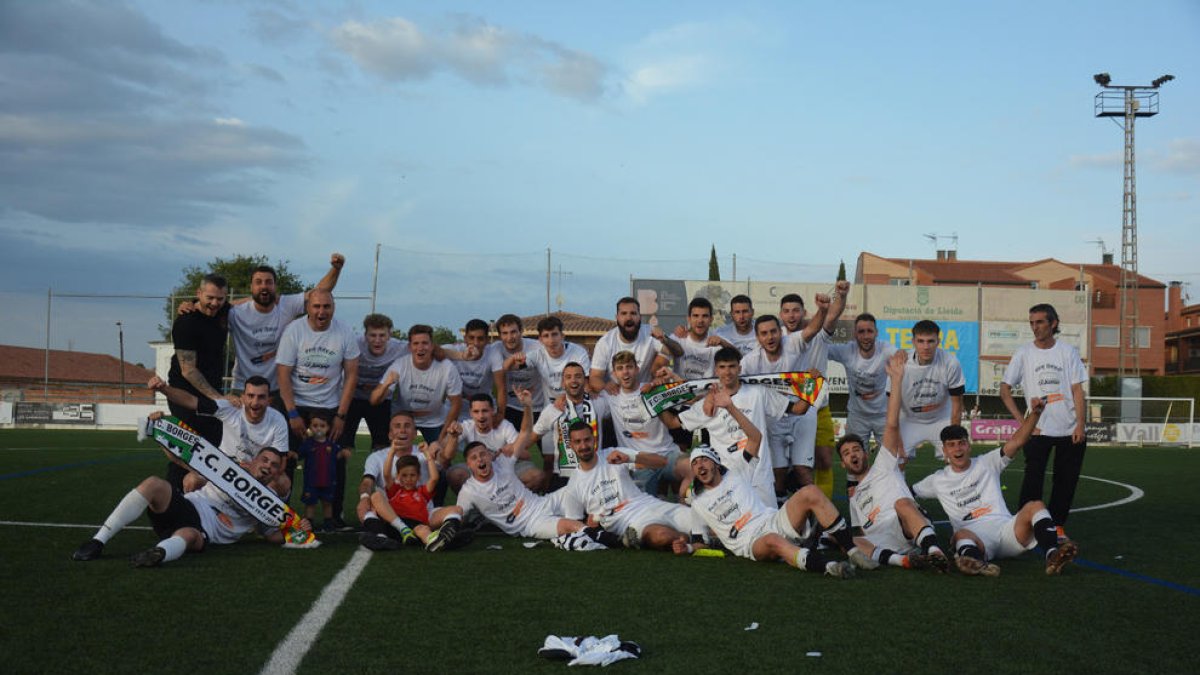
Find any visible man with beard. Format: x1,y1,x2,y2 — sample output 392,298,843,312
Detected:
713,294,758,356
589,297,676,394
165,273,230,489
227,254,344,397
533,362,610,492
663,297,734,381
828,313,897,448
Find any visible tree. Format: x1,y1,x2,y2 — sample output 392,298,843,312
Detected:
708,245,720,281
837,259,847,282
161,254,304,337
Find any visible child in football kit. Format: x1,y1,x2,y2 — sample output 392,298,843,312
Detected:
377,441,464,552
292,412,350,531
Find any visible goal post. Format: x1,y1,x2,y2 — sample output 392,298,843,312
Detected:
1086,396,1197,448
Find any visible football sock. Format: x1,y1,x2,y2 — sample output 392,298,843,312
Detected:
823,516,855,552
915,526,939,553
158,536,187,562
388,518,413,536
583,526,623,548
872,548,909,568
795,547,825,572
815,468,834,498
95,489,149,544
955,540,984,561
1032,511,1058,552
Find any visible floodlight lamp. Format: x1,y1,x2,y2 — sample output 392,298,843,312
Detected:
1152,74,1175,88
1093,72,1111,87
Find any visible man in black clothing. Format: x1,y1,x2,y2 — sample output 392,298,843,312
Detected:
166,273,231,489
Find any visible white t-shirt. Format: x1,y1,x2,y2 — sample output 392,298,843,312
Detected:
788,329,833,373
354,337,409,401
675,334,720,380
690,471,778,560
900,349,965,423
591,326,666,385
486,339,544,410
532,394,610,476
275,317,361,409
676,385,789,503
461,419,519,453
605,389,677,456
713,324,758,357
229,294,306,389
847,445,911,529
449,345,494,400
740,346,800,376
362,446,430,492
383,357,463,428
912,448,1012,530
558,449,664,530
829,340,897,421
209,399,289,462
1002,340,1087,437
526,342,591,402
455,454,580,535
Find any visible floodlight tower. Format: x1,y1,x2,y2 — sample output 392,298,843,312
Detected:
1093,72,1173,377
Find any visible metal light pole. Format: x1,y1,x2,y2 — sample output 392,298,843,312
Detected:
1093,72,1173,378
116,321,126,404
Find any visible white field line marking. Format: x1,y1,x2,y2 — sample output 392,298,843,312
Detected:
0,520,150,530
260,548,373,675
931,472,1144,525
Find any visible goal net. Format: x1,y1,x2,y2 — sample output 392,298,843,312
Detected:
1086,396,1197,447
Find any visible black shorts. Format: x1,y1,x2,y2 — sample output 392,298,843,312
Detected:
148,489,207,549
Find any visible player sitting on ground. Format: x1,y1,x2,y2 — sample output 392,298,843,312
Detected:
679,385,866,578
837,351,949,572
371,438,465,552
455,441,622,547
292,411,350,532
72,448,310,566
911,398,1079,576
559,421,703,551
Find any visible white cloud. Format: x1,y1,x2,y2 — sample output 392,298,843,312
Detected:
625,55,709,104
1155,138,1200,174
328,14,613,102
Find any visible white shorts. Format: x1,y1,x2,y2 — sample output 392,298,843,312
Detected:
859,510,912,553
611,499,696,540
960,516,1035,561
846,414,886,446
900,418,949,459
740,507,805,561
523,512,564,539
770,409,816,468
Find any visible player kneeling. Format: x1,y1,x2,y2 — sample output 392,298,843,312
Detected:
912,398,1078,576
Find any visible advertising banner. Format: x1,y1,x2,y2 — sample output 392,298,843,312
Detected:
969,418,1021,441
877,319,979,393
13,402,96,425
1115,423,1192,446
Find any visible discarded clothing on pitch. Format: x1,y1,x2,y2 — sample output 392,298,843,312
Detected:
538,635,641,666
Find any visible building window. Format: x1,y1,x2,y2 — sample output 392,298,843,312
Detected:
889,278,911,286
1095,325,1151,348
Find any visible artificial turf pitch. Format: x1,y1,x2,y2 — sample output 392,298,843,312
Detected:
1,428,1197,674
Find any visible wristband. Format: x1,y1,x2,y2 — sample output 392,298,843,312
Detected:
287,409,300,420
359,492,371,501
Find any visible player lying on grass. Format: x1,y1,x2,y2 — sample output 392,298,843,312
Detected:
363,420,464,552
911,397,1080,576
454,440,622,547
72,448,311,566
678,385,865,578
559,421,705,551
837,351,949,572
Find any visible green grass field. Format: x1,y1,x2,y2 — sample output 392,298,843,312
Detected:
2,429,1197,674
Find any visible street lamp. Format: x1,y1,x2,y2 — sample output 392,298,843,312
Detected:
116,321,126,404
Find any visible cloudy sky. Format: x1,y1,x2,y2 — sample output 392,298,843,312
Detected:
2,0,1197,366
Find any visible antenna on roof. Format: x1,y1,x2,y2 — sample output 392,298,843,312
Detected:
1086,237,1113,264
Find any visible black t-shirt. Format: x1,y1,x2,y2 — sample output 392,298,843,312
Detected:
168,309,228,396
